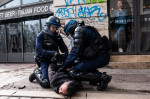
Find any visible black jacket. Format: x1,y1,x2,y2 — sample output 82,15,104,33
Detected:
64,26,99,68
36,28,68,60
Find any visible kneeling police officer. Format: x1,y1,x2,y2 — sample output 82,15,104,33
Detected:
29,16,68,88
63,20,111,90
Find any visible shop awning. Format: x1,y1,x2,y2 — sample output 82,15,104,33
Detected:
0,0,12,7
0,2,53,21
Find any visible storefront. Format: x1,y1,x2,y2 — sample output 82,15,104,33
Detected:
109,0,150,55
0,0,53,62
1,0,150,65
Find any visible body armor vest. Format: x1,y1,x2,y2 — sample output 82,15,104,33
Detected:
43,31,61,52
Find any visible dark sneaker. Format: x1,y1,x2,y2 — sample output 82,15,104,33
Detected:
101,73,112,90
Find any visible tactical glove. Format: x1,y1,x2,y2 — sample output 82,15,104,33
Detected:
50,51,58,57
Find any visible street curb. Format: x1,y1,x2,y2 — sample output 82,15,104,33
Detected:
0,90,86,99
0,90,63,98
0,90,150,99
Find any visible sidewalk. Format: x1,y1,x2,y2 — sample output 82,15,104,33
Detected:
0,63,150,99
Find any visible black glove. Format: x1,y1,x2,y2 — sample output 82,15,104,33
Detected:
58,54,66,62
50,51,58,57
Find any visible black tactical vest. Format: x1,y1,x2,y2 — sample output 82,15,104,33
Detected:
43,31,61,52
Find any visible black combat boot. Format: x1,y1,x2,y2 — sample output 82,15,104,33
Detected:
97,72,112,91
29,67,39,82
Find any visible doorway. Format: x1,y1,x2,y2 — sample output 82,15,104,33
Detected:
6,22,23,62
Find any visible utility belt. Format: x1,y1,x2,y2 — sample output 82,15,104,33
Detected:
83,37,106,59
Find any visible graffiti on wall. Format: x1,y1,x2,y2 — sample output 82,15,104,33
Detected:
64,0,73,6
78,5,107,22
91,0,106,3
55,0,107,22
64,0,106,5
55,6,75,18
55,0,107,49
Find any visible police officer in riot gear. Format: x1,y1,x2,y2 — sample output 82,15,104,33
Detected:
29,16,68,88
63,20,111,90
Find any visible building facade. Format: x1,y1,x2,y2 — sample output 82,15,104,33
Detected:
54,0,150,68
0,0,53,62
0,0,150,68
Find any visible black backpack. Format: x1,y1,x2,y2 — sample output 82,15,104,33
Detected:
83,26,111,59
85,26,111,51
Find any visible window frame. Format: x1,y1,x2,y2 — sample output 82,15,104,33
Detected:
108,0,150,55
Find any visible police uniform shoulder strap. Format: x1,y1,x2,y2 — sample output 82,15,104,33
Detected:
41,30,47,40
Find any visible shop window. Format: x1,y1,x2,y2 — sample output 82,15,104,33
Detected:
0,25,6,53
5,0,20,8
140,0,150,52
143,0,150,12
41,18,47,30
110,0,134,53
23,20,40,53
22,0,40,5
6,23,22,53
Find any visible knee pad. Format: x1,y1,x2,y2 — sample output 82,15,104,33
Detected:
34,68,50,88
39,79,50,88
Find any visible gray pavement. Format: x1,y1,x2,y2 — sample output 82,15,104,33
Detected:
0,63,150,99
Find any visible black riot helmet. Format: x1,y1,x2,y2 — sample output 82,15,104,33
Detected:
64,20,78,36
46,16,61,28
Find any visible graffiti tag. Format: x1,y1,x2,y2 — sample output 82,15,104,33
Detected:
64,0,106,5
78,5,107,22
55,6,75,19
64,0,73,6
91,0,106,3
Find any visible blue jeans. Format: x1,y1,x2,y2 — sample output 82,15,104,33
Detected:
72,52,110,72
40,61,51,80
114,25,127,51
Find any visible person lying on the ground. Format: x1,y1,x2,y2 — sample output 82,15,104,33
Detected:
48,63,81,97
